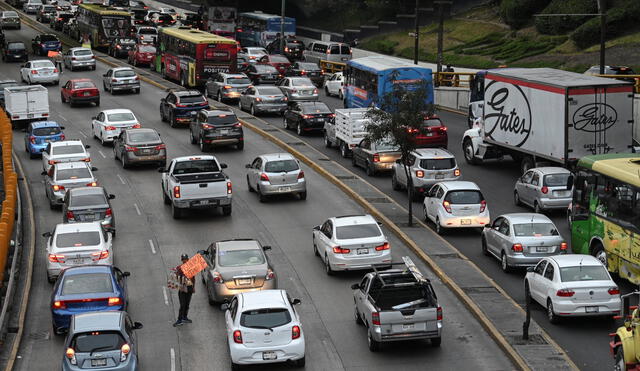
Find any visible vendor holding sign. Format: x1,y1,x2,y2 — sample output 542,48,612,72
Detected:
170,253,207,327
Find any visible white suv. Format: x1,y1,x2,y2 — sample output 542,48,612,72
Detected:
423,181,490,234
391,148,461,200
222,290,305,369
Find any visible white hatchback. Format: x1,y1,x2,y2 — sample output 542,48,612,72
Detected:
41,140,91,172
323,72,344,99
423,181,490,234
222,290,305,369
524,254,621,324
91,109,141,145
43,222,113,283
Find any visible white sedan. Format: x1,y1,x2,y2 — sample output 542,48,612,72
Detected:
524,254,621,324
323,72,343,99
423,181,490,234
20,59,59,85
91,109,141,145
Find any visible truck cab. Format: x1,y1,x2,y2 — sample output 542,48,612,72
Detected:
611,292,640,370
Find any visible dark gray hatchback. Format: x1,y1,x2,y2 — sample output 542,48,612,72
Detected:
63,186,116,234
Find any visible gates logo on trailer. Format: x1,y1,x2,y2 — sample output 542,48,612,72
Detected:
572,103,617,133
483,80,532,147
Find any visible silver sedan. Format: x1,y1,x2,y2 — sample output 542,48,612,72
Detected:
102,66,140,94
276,77,318,102
20,59,59,85
238,85,288,116
481,213,567,272
514,167,572,213
43,161,98,209
245,153,307,201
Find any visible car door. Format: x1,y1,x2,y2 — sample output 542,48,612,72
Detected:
104,69,113,89
203,244,216,296
63,80,72,100
163,93,175,117
93,112,106,136
495,218,512,255
44,165,55,199
426,185,443,220
355,139,369,167
516,170,532,205
484,216,504,255
224,296,238,341
41,143,52,171
354,276,370,319
114,131,124,158
114,266,127,302
21,61,29,81
529,259,548,304
529,171,542,207
314,220,332,258
541,261,556,301
249,157,261,187
398,154,414,187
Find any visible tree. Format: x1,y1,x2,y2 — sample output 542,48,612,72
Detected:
364,72,434,226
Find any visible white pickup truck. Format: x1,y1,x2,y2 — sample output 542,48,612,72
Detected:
324,108,369,158
4,85,49,127
351,257,442,351
160,155,232,219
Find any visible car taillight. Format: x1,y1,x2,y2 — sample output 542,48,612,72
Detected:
105,126,117,131
437,306,442,321
541,186,548,194
155,144,166,150
120,343,130,362
125,145,136,152
416,170,424,178
313,88,318,94
173,186,180,198
227,181,232,194
442,200,452,213
372,153,380,163
560,242,567,251
48,160,58,165
211,271,224,283
332,246,350,254
301,114,311,119
609,287,620,295
31,70,38,75
297,171,305,180
66,211,74,220
292,325,301,339
175,103,186,108
52,184,65,192
53,300,66,309
233,330,243,344
233,122,242,128
265,269,275,280
105,208,112,217
480,200,487,213
111,79,117,82
107,297,122,306
66,348,76,365
454,169,461,177
60,134,65,140
71,57,77,60
511,243,523,252
300,70,306,75
556,289,575,297
48,254,65,263
86,182,97,187
131,123,141,129
29,136,36,144
260,173,270,182
283,96,288,101
223,85,232,89
91,250,109,261
372,312,380,325
375,242,390,251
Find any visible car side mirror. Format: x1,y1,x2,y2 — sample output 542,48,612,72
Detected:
262,245,271,251
351,283,360,290
102,73,107,77
158,167,167,173
122,271,131,277
108,194,116,199
60,126,65,129
91,167,98,171
220,303,229,311
220,163,227,169
245,164,252,169
40,171,47,176
91,116,97,120
197,249,208,255
526,267,534,272
313,225,320,231
85,145,91,149
291,298,301,305
42,232,52,238
566,174,574,191
133,322,143,330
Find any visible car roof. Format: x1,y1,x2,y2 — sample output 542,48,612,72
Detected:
30,59,54,64
261,153,295,162
439,181,480,191
62,264,112,276
173,89,203,96
413,148,454,159
31,120,60,128
55,161,90,170
332,214,376,227
51,140,84,147
531,167,570,175
110,66,135,71
72,311,123,333
55,221,103,233
100,108,134,115
68,186,105,196
502,213,553,224
547,254,603,267
240,290,288,310
70,47,92,52
69,78,94,83
173,155,217,162
201,109,235,117
217,239,261,251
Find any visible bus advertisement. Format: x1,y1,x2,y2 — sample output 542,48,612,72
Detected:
76,4,132,48
236,12,295,47
570,153,640,284
344,56,434,109
208,6,237,39
154,27,237,88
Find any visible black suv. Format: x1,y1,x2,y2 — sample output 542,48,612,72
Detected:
50,11,73,31
189,109,244,151
108,37,136,58
266,37,305,60
2,41,27,62
159,90,209,128
285,61,324,86
284,101,334,136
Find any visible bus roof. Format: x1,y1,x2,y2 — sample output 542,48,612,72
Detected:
348,56,432,74
159,27,236,44
78,3,131,16
238,11,294,22
578,154,640,187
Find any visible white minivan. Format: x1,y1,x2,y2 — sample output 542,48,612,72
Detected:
303,41,352,64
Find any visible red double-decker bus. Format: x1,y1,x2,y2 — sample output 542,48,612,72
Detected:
153,26,237,88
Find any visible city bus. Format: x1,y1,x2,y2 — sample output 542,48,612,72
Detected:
570,153,640,284
236,12,295,47
154,27,237,88
344,56,434,108
76,3,132,48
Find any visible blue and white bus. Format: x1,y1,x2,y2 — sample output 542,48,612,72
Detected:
344,56,434,109
236,12,295,47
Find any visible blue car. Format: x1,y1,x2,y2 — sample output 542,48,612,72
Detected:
31,34,62,56
24,121,65,158
51,265,129,335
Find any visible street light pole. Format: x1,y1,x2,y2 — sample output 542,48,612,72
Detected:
413,0,419,65
280,0,285,54
436,2,444,73
597,0,606,75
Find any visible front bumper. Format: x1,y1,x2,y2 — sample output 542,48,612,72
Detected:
229,337,305,365
212,279,277,302
328,250,391,271
173,196,232,209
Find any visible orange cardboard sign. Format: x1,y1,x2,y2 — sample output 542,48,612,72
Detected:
179,253,208,279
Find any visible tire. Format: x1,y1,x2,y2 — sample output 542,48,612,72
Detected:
47,273,56,284
435,217,445,235
169,112,177,128
431,337,442,347
295,356,305,368
481,237,489,256
199,137,208,152
324,254,334,276
135,88,140,94
521,156,535,174
60,93,65,103
592,243,607,268
222,205,232,216
514,191,521,206
299,191,307,200
236,141,244,150
614,346,625,371
500,252,511,273
247,176,254,192
547,299,559,324
95,99,100,107
103,82,108,91
189,129,196,144
283,116,289,129
391,173,401,191
121,153,128,169
313,242,319,257
324,132,332,148
217,91,222,102
325,86,330,96
258,187,267,203
250,104,256,116
354,305,363,325
160,107,167,122
340,141,349,158
463,138,478,165
163,189,170,205
231,361,240,371
296,122,303,136
423,206,429,222
171,204,182,219
367,331,380,352
365,162,375,176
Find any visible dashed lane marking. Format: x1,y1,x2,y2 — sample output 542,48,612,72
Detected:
170,348,175,371
98,150,106,158
133,203,141,216
117,174,126,185
148,239,156,254
162,286,169,306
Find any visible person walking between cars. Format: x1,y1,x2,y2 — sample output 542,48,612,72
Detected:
173,254,195,327
50,50,63,74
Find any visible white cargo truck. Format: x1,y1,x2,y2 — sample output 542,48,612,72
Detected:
323,108,369,158
4,85,49,127
463,68,634,173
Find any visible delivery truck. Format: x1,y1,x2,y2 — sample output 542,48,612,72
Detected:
4,85,49,127
324,108,369,158
463,68,634,173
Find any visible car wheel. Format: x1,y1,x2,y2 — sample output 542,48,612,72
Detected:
296,122,303,136
189,129,196,144
163,187,170,205
109,84,114,95
463,138,479,165
217,91,222,102
339,90,344,100
100,133,106,146
294,356,305,368
324,133,332,148
431,337,442,347
222,205,232,216
501,252,511,273
171,203,182,219
230,361,240,371
324,254,334,276
250,104,256,116
534,201,542,214
135,88,140,94
514,191,521,206
435,217,445,235
547,299,559,324
236,141,244,150
340,142,349,158
481,237,489,256
367,331,380,352
199,137,208,152
283,116,289,129
121,153,128,169
169,112,177,128
354,305,363,325
391,173,401,191
365,161,375,176
423,205,429,222
257,186,267,203
313,242,319,256
299,191,307,200
246,176,254,192
60,93,65,103
95,99,100,107
592,243,607,268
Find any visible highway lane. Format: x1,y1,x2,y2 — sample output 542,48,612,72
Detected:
1,21,515,371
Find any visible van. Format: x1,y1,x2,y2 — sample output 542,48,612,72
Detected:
303,41,351,64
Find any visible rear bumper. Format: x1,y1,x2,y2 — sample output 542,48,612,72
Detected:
439,214,490,228
70,60,96,68
212,279,277,301
202,135,243,147
259,181,306,196
124,151,166,163
255,103,287,113
538,197,572,210
554,298,621,316
70,96,98,104
111,83,140,91
173,196,232,209
371,324,442,342
229,339,305,365
328,251,391,271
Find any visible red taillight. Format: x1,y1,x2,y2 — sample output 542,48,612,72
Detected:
332,246,350,254
202,123,214,130
60,134,65,140
511,243,523,252
66,211,74,220
48,160,58,165
416,170,424,178
609,287,620,295
53,68,59,73
541,186,549,194
454,169,461,177
91,250,109,261
173,186,181,198
233,122,242,128
155,144,166,150
556,289,575,297
105,126,117,131
260,173,270,182
442,200,452,213
223,85,232,89
111,79,117,83
297,171,305,180
292,325,301,339
313,88,318,94
372,312,380,325
227,181,232,194
131,123,141,129
372,153,380,163
302,114,311,119
560,242,568,251
31,70,38,75
107,297,122,306
48,254,65,263
105,208,112,217
124,145,136,152
375,242,390,251
300,70,306,75
437,306,442,321
265,269,275,280
233,330,243,344
212,271,223,283
29,136,36,144
52,184,65,192
53,300,66,309
480,200,487,213
86,182,97,187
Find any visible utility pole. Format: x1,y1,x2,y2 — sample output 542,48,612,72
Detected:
280,0,285,54
413,0,419,65
436,2,444,73
597,0,606,75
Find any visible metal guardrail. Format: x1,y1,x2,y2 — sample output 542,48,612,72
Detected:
592,74,640,93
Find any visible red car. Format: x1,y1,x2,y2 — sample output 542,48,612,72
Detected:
128,43,156,67
410,115,448,149
60,78,100,107
257,54,291,75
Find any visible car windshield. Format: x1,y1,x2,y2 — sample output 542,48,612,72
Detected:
301,104,330,114
513,223,559,237
74,81,95,89
297,63,317,70
543,173,570,187
218,249,265,267
240,308,291,329
107,112,135,122
205,114,237,125
445,190,483,204
57,168,91,181
264,159,299,173
423,118,443,127
4,11,18,17
51,145,84,156
139,45,155,53
179,95,206,104
291,79,313,87
128,131,159,143
336,223,381,239
32,127,61,136
72,332,125,353
56,231,101,247
560,266,610,282
374,141,399,151
7,43,25,50
270,56,289,63
73,49,92,56
70,193,107,207
255,65,277,73
118,39,135,45
419,158,455,170
227,77,250,85
114,70,136,78
173,160,219,174
32,61,54,68
61,273,113,295
256,87,281,95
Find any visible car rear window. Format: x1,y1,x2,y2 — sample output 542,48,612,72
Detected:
256,87,281,95
444,190,483,204
301,104,331,114
227,77,251,85
74,81,95,89
297,63,317,70
419,158,455,170
128,131,159,143
4,11,18,17
61,273,113,295
271,56,289,63
179,95,206,104
51,145,84,156
107,112,135,122
340,45,351,54
32,61,54,68
513,223,559,237
158,14,173,21
57,167,91,181
173,160,219,174
543,173,570,187
7,43,25,50
240,308,291,329
255,65,277,73
56,231,101,247
70,193,107,208
264,159,298,173
218,249,265,267
73,49,92,56
335,223,381,239
138,28,156,34
205,114,237,125
291,78,313,87
422,118,443,127
114,70,136,78
139,45,155,53
72,332,125,353
32,127,61,136
40,34,58,41
560,266,610,282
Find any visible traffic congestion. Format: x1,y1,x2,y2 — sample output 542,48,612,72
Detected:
0,0,637,370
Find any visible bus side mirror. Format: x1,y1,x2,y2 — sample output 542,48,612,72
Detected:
566,175,574,191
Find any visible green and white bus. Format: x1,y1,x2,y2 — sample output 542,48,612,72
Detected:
570,153,640,284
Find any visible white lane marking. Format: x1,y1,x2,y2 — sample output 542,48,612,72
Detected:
117,174,126,185
133,203,141,216
162,286,169,306
58,114,67,121
170,348,175,371
98,150,106,158
148,239,156,254
78,131,87,138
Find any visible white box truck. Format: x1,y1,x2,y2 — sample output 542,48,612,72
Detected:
462,68,634,173
324,108,369,157
4,85,49,126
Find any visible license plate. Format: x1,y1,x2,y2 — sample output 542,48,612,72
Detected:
237,278,251,285
27,114,34,118
585,306,599,313
357,248,368,255
141,149,151,154
83,92,90,96
91,359,107,367
69,258,84,265
198,200,210,205
220,129,230,135
278,186,291,193
536,247,548,252
262,351,277,360
435,174,444,179
461,219,471,225
426,132,433,136
341,57,348,61
402,323,415,330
